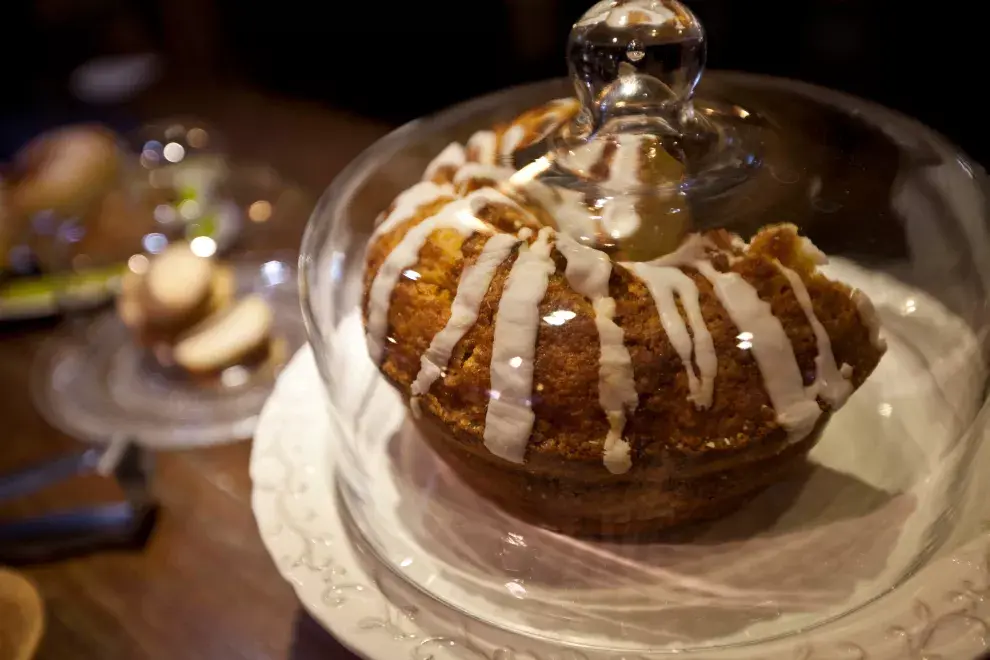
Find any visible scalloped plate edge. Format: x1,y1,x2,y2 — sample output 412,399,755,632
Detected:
250,347,990,660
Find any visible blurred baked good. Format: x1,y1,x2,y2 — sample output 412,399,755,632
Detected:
117,243,235,345
174,295,274,375
362,100,887,536
1,124,154,273
7,125,121,219
117,242,279,378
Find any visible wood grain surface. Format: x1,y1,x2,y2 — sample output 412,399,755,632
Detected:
0,81,391,659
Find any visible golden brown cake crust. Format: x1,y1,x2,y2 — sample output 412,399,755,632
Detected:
367,217,882,461
361,101,885,534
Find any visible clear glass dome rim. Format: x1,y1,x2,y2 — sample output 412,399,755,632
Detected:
295,71,990,654
298,66,990,496
299,70,990,346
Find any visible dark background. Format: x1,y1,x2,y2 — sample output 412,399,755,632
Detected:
2,4,989,658
2,0,987,163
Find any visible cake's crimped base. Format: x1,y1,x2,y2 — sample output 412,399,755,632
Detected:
415,414,826,538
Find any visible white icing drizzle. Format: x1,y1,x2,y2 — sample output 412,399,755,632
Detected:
367,189,517,363
576,0,617,26
774,261,854,409
694,260,822,441
423,143,467,182
527,99,580,146
606,3,676,28
560,140,607,177
578,1,676,28
372,181,454,239
601,196,641,240
556,234,609,299
500,125,526,157
799,236,829,266
608,134,643,189
556,233,639,474
555,188,600,241
730,234,750,253
625,262,717,409
453,163,516,186
852,289,888,353
650,233,714,267
519,181,599,241
467,130,498,165
601,134,644,240
412,233,520,397
484,227,557,464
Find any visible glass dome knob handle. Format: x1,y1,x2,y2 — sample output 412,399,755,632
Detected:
567,0,707,136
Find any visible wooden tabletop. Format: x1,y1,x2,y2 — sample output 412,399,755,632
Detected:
0,83,392,659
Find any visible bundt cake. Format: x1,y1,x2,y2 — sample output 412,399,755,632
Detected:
362,99,887,536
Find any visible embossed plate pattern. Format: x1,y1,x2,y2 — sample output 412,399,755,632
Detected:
252,346,990,660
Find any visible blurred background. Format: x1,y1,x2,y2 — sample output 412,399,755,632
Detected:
2,2,989,659
2,0,988,165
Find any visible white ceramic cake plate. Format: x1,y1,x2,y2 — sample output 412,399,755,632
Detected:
252,337,990,659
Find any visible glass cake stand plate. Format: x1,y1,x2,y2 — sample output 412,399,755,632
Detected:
251,345,990,659
283,67,990,656
32,258,306,449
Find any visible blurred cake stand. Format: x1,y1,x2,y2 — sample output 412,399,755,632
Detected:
25,121,311,449
252,337,990,659
31,257,306,449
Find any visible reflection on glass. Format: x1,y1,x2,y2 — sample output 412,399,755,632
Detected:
187,127,209,149
163,142,186,163
127,254,149,274
189,236,217,258
543,309,577,326
504,581,527,599
142,233,167,254
261,260,289,287
177,199,200,220
248,200,272,223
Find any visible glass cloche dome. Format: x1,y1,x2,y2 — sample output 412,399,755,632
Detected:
299,0,990,652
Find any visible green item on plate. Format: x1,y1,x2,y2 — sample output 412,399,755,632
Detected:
0,265,126,319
